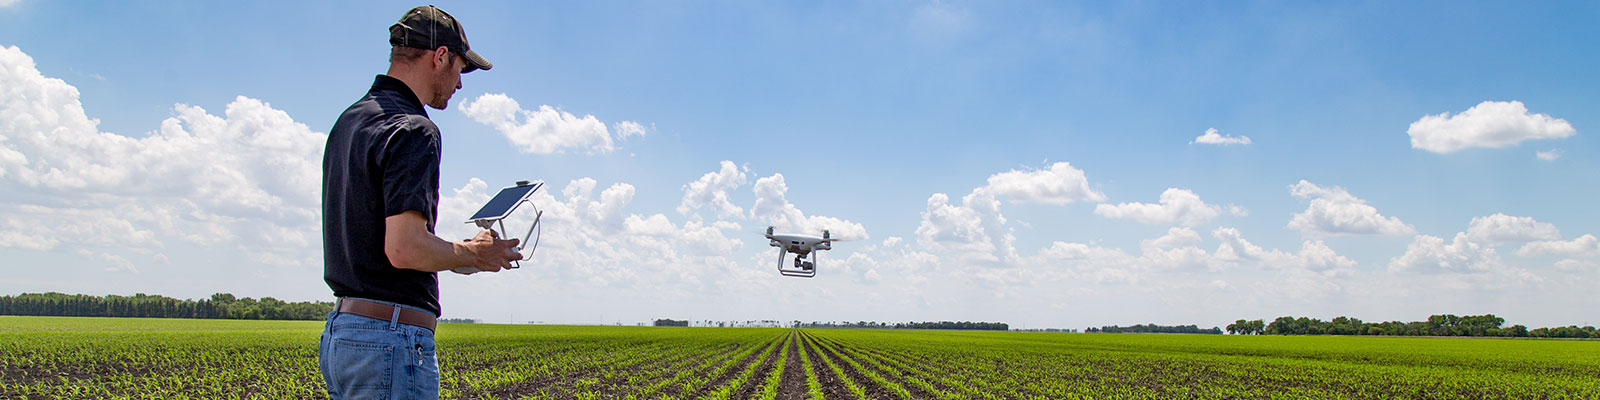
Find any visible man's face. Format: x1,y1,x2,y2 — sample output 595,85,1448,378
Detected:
427,53,466,110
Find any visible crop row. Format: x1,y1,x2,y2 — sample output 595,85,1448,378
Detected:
0,317,326,398
798,329,1600,399
438,325,792,399
4,317,1599,399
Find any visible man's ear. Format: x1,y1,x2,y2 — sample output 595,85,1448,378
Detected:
433,46,451,70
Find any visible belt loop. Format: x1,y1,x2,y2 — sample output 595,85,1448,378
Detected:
389,305,401,331
334,298,343,314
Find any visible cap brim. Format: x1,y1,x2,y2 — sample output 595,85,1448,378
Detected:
461,50,492,73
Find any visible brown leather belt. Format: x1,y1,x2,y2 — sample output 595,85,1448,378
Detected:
336,298,437,332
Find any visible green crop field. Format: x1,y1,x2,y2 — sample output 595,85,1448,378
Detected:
1,316,1597,399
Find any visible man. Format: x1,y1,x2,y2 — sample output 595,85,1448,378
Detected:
320,6,521,399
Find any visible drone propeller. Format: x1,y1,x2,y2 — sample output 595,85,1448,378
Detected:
819,229,861,242
756,226,861,242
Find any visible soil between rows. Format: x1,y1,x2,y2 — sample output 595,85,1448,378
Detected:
729,332,789,399
775,332,807,400
799,332,854,400
611,342,746,398
475,340,738,398
838,338,971,398
443,340,608,373
686,335,784,398
2,362,158,388
449,341,671,398
810,335,936,399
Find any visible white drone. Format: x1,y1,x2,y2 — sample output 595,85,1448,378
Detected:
765,226,846,278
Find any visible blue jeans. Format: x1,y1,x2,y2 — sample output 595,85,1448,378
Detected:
319,298,439,400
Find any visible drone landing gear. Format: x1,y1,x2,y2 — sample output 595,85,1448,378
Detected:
777,250,816,278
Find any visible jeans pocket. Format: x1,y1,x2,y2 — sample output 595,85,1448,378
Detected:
319,327,333,391
326,335,394,398
410,331,440,398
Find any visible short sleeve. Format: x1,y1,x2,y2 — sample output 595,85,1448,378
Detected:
378,118,441,229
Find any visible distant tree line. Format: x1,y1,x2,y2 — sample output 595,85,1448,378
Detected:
796,321,1010,331
439,318,479,324
1230,314,1598,338
649,320,1009,330
1225,319,1266,335
0,292,332,321
1087,324,1222,334
694,320,788,328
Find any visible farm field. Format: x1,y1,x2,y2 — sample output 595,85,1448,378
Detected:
1,316,1597,399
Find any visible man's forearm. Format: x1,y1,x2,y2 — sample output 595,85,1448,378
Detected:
385,211,515,272
387,230,475,272
385,211,479,272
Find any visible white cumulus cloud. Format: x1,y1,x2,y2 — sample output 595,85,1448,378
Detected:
437,166,868,292
1033,226,1356,295
1407,100,1575,153
1210,227,1267,263
460,93,644,154
1035,241,1140,284
1190,128,1252,145
1211,228,1356,274
1553,259,1598,271
983,162,1106,205
917,162,1104,265
916,188,1014,264
1466,213,1560,245
1287,180,1413,238
1288,240,1360,273
1094,188,1222,226
436,168,879,291
0,45,324,269
1388,233,1501,273
1517,234,1600,258
615,121,647,139
677,161,749,220
750,173,867,240
438,176,745,289
1140,227,1201,252
1535,149,1562,161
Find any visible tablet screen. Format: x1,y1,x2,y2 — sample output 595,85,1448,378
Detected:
469,183,540,221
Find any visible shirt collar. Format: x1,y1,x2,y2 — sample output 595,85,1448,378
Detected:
370,75,429,117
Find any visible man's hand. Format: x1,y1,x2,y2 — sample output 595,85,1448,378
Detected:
385,210,522,273
459,229,522,272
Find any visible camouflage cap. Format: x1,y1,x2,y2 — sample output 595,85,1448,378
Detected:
389,5,492,73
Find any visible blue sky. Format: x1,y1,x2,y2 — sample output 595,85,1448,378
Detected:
1,1,1596,329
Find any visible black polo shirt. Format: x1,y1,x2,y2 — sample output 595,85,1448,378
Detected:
322,75,443,316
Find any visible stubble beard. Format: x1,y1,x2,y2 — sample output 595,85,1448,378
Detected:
428,87,453,110
429,93,451,110
428,70,457,110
